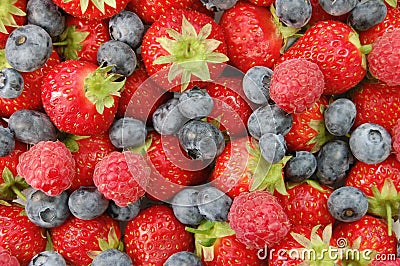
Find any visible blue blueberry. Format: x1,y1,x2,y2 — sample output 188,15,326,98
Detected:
68,186,109,220
318,0,358,16
242,66,273,105
152,98,188,135
97,40,137,76
25,189,70,228
5,24,53,72
178,87,214,119
284,151,317,182
109,117,147,149
349,0,387,31
29,251,66,266
316,140,354,187
178,120,225,161
259,133,287,164
200,0,239,11
27,0,66,37
0,126,15,157
91,249,133,266
107,199,141,222
8,109,57,144
197,186,232,222
164,251,203,266
324,98,357,136
349,123,392,164
171,188,203,226
327,186,368,222
0,68,24,99
276,0,312,28
109,10,144,49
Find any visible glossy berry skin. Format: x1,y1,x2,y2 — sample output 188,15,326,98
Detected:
228,190,291,249
29,251,66,266
91,249,133,266
275,0,312,28
107,200,141,222
259,133,286,164
393,120,400,162
197,186,232,222
284,151,317,182
68,186,109,220
152,98,188,136
348,0,387,32
0,140,28,177
0,126,14,157
17,141,76,196
109,117,147,149
171,188,203,226
201,0,238,11
0,0,27,50
178,87,214,119
242,66,272,105
124,205,194,266
318,0,357,16
165,251,202,266
97,40,137,76
25,189,70,228
324,98,356,136
0,68,24,99
109,10,144,49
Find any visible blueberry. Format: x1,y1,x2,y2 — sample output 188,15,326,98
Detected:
178,87,214,119
152,98,188,135
349,123,392,164
316,140,354,187
27,0,66,37
107,199,141,222
324,98,356,136
164,251,203,266
109,11,144,49
349,0,387,31
97,40,137,76
0,126,15,157
247,104,293,140
275,0,312,28
109,117,147,149
284,151,317,182
318,0,358,16
259,133,287,164
200,0,239,11
242,66,272,105
197,186,232,222
29,251,66,266
8,109,57,144
327,186,368,222
171,188,203,226
5,24,53,72
0,68,24,99
91,249,133,266
178,120,225,161
68,186,109,220
25,189,70,228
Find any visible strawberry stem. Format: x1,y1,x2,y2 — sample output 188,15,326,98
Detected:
386,203,393,236
11,185,26,202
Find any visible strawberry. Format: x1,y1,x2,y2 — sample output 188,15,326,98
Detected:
0,204,46,266
247,0,274,6
0,0,27,49
124,204,194,266
219,1,283,73
308,0,347,25
51,214,121,266
52,0,129,20
0,140,27,177
393,119,400,162
41,60,125,135
141,8,228,92
55,15,110,64
284,96,333,153
278,20,367,95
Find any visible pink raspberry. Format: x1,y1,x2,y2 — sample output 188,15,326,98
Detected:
93,151,150,207
17,141,75,196
0,247,19,266
392,119,400,162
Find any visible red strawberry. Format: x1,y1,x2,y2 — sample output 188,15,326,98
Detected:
219,1,283,73
308,0,347,25
17,141,76,196
270,58,325,114
284,96,333,153
55,15,110,64
393,119,400,162
93,151,149,207
0,246,19,266
228,190,291,249
278,20,367,95
52,0,129,20
124,204,194,266
51,214,121,266
41,60,125,135
247,0,274,6
0,140,27,177
141,9,228,92
0,0,27,49
0,204,46,266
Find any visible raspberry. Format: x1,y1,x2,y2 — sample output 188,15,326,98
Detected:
270,58,324,114
17,141,75,196
93,151,150,207
228,190,291,249
392,119,400,162
368,29,400,86
0,247,19,266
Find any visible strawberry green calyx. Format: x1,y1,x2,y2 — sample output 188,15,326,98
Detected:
87,227,123,259
0,50,11,69
349,32,371,70
154,15,229,91
84,65,125,114
59,133,90,152
55,25,90,60
308,104,334,153
0,0,26,34
385,0,397,8
62,0,117,14
0,167,29,201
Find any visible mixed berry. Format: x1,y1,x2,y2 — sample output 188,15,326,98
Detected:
0,0,400,265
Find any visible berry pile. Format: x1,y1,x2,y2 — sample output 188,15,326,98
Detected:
0,0,400,265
